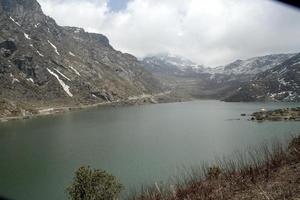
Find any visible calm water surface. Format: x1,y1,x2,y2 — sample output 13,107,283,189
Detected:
1,100,300,200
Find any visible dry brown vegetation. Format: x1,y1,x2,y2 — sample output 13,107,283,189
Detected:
128,136,300,200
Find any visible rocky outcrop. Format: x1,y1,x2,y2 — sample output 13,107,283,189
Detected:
0,0,162,116
250,107,300,121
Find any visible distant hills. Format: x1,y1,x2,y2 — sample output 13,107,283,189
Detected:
142,53,299,101
225,53,300,102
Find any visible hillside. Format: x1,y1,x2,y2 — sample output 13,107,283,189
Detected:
225,53,300,102
142,53,296,100
0,0,163,117
215,54,295,75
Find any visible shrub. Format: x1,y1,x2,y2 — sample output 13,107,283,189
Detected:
67,166,123,200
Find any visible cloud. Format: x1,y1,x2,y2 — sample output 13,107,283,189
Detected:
38,0,300,66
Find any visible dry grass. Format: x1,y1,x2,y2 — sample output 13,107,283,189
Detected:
127,136,300,200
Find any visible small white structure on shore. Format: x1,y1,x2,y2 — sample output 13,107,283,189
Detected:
260,108,267,112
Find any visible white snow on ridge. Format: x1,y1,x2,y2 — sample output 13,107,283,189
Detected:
9,16,21,26
47,40,60,55
278,78,289,86
36,50,44,57
54,68,71,81
278,67,287,75
292,61,300,66
47,68,73,97
69,52,76,57
27,78,34,83
10,73,20,84
12,78,20,84
69,66,81,76
24,33,31,40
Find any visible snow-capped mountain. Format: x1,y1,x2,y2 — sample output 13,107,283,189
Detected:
142,54,207,76
224,53,300,102
142,53,300,102
214,54,295,75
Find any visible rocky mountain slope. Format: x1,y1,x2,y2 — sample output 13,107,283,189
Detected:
142,54,215,99
142,54,207,77
225,53,300,102
142,53,297,100
214,54,295,75
0,0,163,117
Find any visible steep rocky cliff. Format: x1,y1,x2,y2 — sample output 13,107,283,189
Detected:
0,0,162,117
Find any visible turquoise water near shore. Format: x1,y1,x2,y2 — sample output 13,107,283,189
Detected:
0,100,300,200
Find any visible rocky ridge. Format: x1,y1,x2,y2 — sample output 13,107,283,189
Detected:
142,53,298,100
225,53,300,102
0,0,163,117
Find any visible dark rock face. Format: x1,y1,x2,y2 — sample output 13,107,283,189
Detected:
0,40,17,57
224,53,300,102
0,0,162,114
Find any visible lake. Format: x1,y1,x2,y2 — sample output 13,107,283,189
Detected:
0,100,300,200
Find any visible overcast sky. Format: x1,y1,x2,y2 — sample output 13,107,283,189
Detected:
38,0,300,67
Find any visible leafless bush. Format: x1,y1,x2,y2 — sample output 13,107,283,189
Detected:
127,136,300,200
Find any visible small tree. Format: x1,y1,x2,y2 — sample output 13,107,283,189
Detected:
67,166,123,200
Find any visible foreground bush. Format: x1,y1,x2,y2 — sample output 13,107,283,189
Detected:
67,166,123,200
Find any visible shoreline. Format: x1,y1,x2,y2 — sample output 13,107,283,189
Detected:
130,135,300,200
0,91,181,123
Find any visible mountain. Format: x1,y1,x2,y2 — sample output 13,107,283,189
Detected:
0,0,163,117
142,53,297,100
142,54,207,77
214,54,295,75
142,54,215,99
224,53,300,102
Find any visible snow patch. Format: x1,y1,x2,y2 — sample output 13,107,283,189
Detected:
9,16,21,26
292,61,300,66
278,67,287,75
278,78,289,86
69,66,81,76
74,28,82,33
24,33,31,40
12,78,20,84
47,68,73,97
69,52,76,57
48,40,60,55
54,68,71,81
10,73,20,84
36,50,44,57
27,78,34,83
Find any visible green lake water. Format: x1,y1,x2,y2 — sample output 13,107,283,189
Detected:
0,100,300,200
